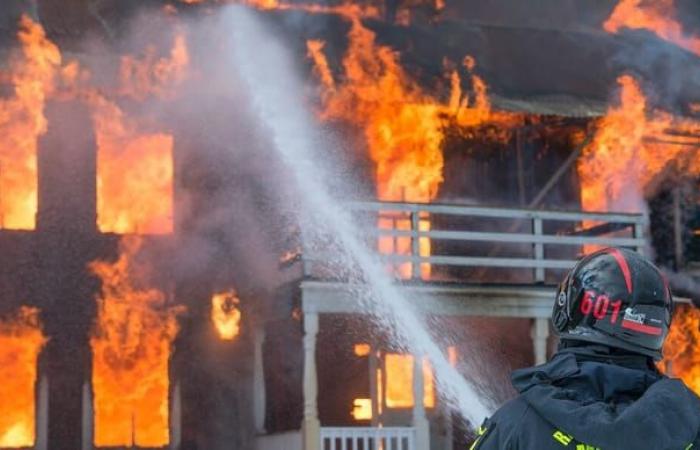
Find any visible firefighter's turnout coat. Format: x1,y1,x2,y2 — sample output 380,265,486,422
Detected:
472,346,700,450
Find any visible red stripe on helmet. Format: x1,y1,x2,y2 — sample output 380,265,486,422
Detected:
621,319,663,336
606,248,633,294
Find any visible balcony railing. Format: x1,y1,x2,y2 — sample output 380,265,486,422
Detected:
320,427,415,450
303,201,647,284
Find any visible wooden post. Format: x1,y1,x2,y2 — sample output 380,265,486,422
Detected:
302,313,320,450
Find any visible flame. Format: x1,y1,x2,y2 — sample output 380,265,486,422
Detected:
663,305,700,394
309,20,519,278
0,15,61,230
245,0,280,9
354,343,371,357
384,354,434,408
579,75,700,217
92,94,174,235
211,290,242,340
119,34,190,101
90,236,181,447
351,398,372,420
0,307,46,448
92,34,187,234
604,0,700,57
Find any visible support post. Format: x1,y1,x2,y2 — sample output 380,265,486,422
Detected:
81,380,93,450
531,318,550,365
533,218,545,283
673,187,684,269
411,211,421,279
169,381,181,450
253,324,267,434
35,376,48,450
634,222,646,256
412,356,430,450
369,347,379,427
515,128,526,206
302,313,320,450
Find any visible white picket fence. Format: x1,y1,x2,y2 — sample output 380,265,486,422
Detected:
320,427,415,450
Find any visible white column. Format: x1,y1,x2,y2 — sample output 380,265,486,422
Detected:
35,376,48,450
369,348,379,427
302,313,320,450
81,380,93,450
169,381,182,450
253,324,267,434
532,318,550,365
412,356,430,450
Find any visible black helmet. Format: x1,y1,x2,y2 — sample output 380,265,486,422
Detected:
552,247,673,360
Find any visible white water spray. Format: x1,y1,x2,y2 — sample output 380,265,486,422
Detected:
223,6,493,426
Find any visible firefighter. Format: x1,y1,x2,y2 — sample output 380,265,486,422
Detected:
472,247,700,450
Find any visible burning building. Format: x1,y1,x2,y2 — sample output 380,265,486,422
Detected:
0,0,698,449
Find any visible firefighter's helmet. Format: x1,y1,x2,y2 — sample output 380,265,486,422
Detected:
552,247,673,360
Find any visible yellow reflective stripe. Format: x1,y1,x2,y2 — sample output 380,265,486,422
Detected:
553,430,573,446
468,425,487,450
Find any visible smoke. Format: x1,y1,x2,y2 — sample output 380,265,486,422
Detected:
662,268,700,306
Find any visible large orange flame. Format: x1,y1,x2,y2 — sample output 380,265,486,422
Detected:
90,237,181,447
308,20,518,278
91,93,175,235
93,33,187,235
663,305,700,394
579,75,700,215
605,0,700,57
0,16,61,230
0,307,45,448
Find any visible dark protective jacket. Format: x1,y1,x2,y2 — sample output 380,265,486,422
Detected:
472,346,700,450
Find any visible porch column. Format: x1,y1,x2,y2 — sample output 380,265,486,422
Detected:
169,381,182,450
35,376,48,450
369,348,379,427
81,380,92,450
253,324,267,434
412,356,430,450
302,313,320,450
531,318,550,365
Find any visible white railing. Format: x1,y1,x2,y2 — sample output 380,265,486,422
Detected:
303,201,647,283
320,427,415,450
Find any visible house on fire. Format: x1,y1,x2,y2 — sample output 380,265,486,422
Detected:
0,1,698,450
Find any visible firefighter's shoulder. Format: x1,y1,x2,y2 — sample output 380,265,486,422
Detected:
469,396,531,450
